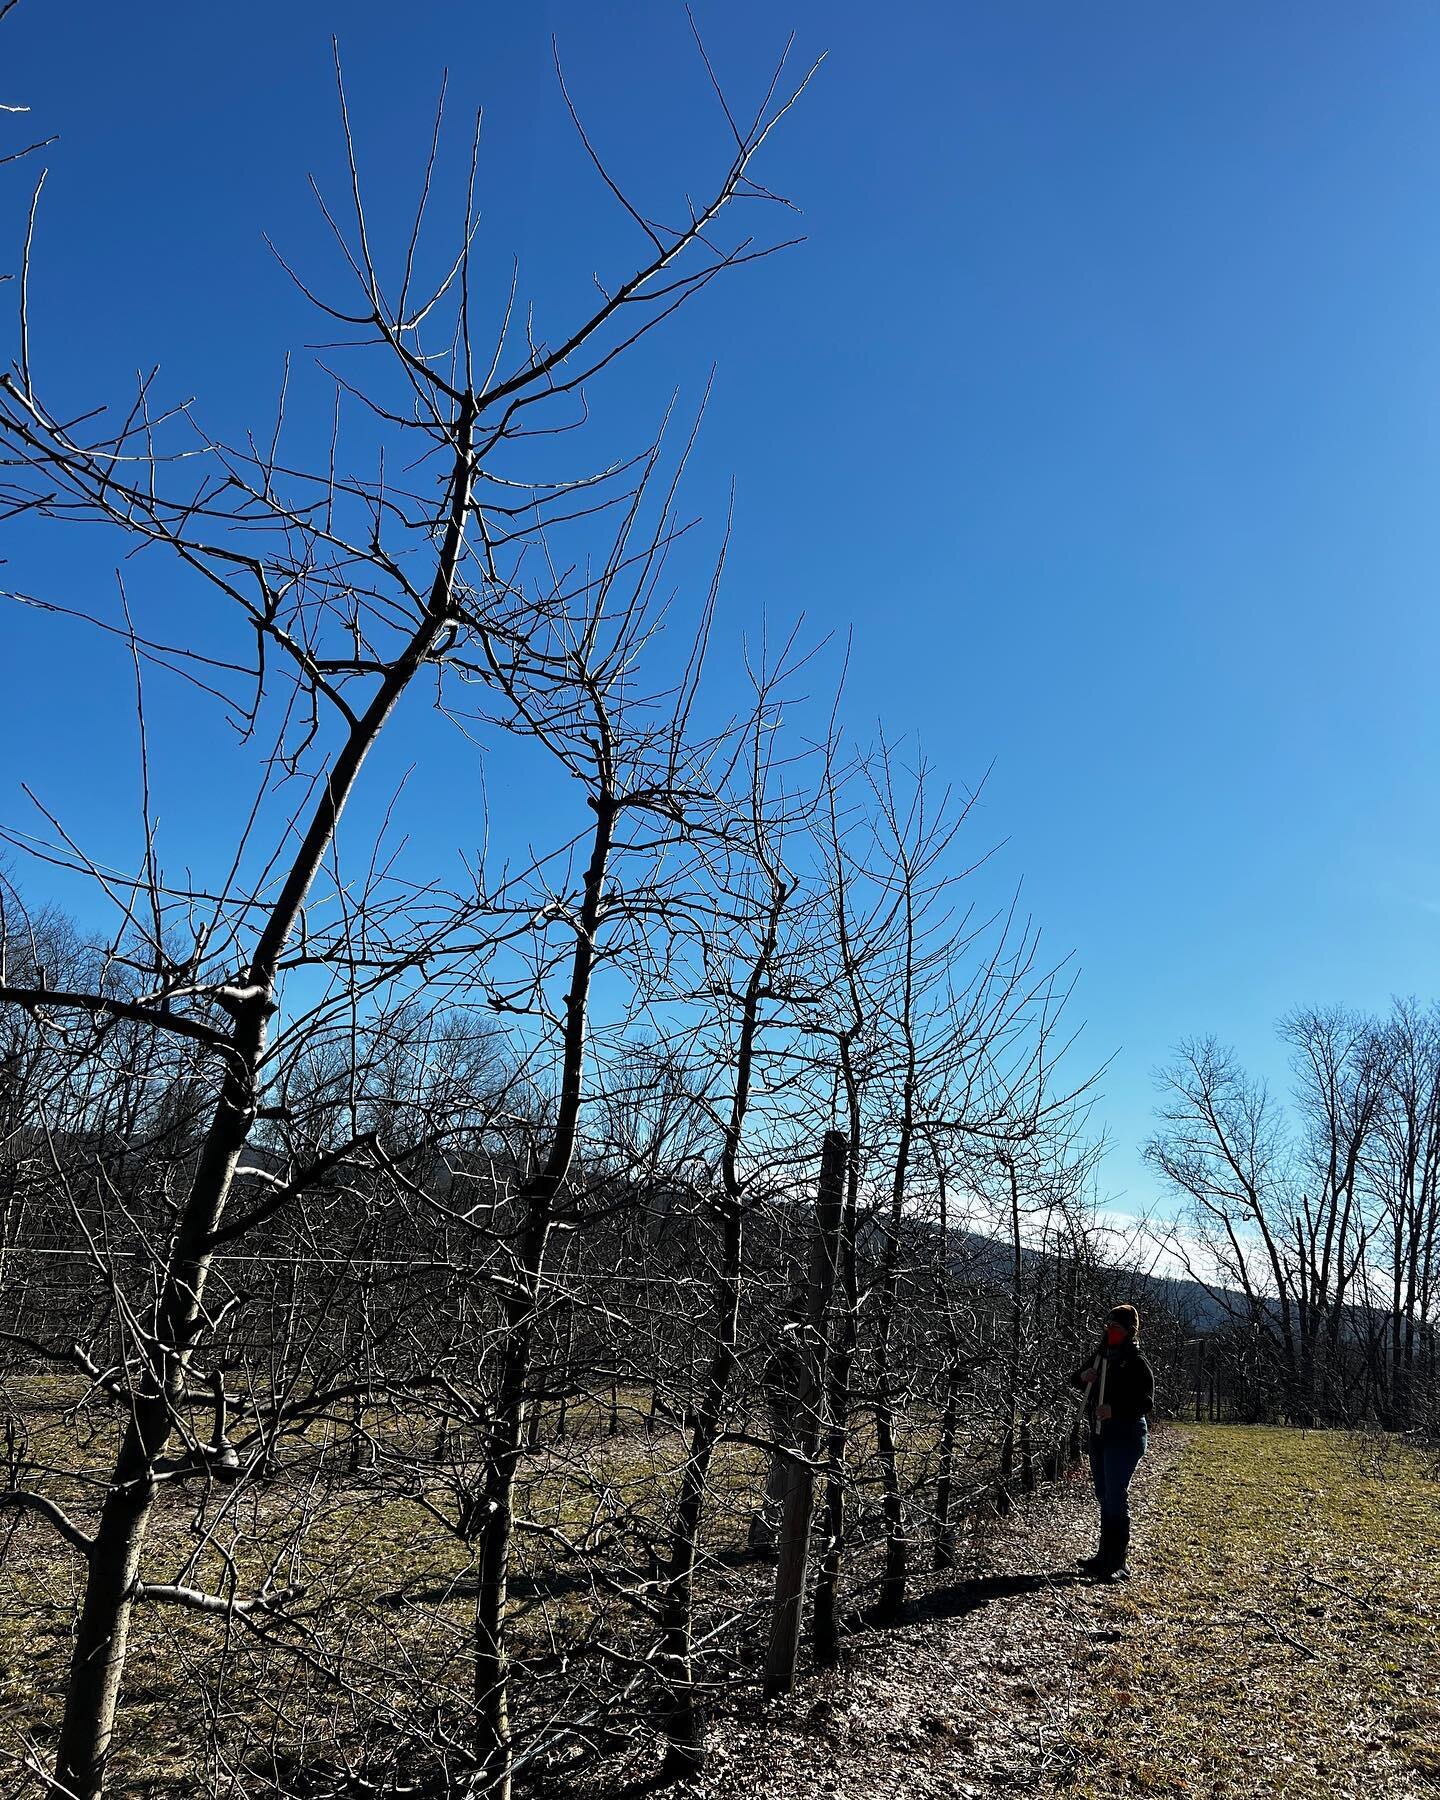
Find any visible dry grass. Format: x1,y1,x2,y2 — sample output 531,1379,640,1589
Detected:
0,1380,1000,1796
11,1404,1436,1798
1069,1423,1440,1798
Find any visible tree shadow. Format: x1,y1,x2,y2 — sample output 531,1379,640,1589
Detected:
590,1569,1092,1800
902,1568,1085,1624
601,1771,681,1800
375,1565,595,1610
710,1542,777,1569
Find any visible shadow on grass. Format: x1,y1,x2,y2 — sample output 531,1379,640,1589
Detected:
600,1772,680,1800
593,1569,1095,1800
901,1568,1086,1624
380,1541,778,1612
376,1567,595,1609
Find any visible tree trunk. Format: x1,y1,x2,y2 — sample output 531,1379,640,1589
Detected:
471,1203,551,1800
813,1058,861,1667
50,407,477,1800
873,1120,915,1625
931,1348,963,1571
55,1064,257,1797
658,1196,742,1777
1000,1156,1024,1500
764,1129,845,1700
470,788,613,1797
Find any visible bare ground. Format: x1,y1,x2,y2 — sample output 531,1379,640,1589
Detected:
596,1438,1154,1800
592,1423,1440,1800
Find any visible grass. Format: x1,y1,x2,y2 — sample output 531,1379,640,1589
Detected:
13,1398,1437,1798
1067,1423,1440,1798
0,1379,983,1796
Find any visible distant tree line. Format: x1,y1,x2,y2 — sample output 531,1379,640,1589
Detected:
1149,1001,1440,1432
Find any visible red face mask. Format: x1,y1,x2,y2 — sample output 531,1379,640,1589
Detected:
1105,1325,1128,1347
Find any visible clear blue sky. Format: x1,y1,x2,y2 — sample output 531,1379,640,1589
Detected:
3,1,1438,1210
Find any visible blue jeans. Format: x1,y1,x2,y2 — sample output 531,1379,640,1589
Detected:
1088,1419,1147,1529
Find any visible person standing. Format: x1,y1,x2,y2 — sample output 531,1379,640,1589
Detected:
1070,1303,1154,1581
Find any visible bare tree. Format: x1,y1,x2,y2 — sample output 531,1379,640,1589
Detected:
654,660,811,1777
1370,1000,1440,1425
1148,1011,1390,1424
0,37,809,1796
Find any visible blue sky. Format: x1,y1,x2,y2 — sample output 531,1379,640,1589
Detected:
3,1,1438,1210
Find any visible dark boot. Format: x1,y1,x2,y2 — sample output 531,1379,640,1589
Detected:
1093,1519,1131,1582
1084,1523,1115,1579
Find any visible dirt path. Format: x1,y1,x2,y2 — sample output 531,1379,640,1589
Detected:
652,1435,1172,1800
641,1424,1440,1800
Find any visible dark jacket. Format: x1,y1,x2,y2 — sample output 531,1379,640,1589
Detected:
1070,1340,1155,1427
